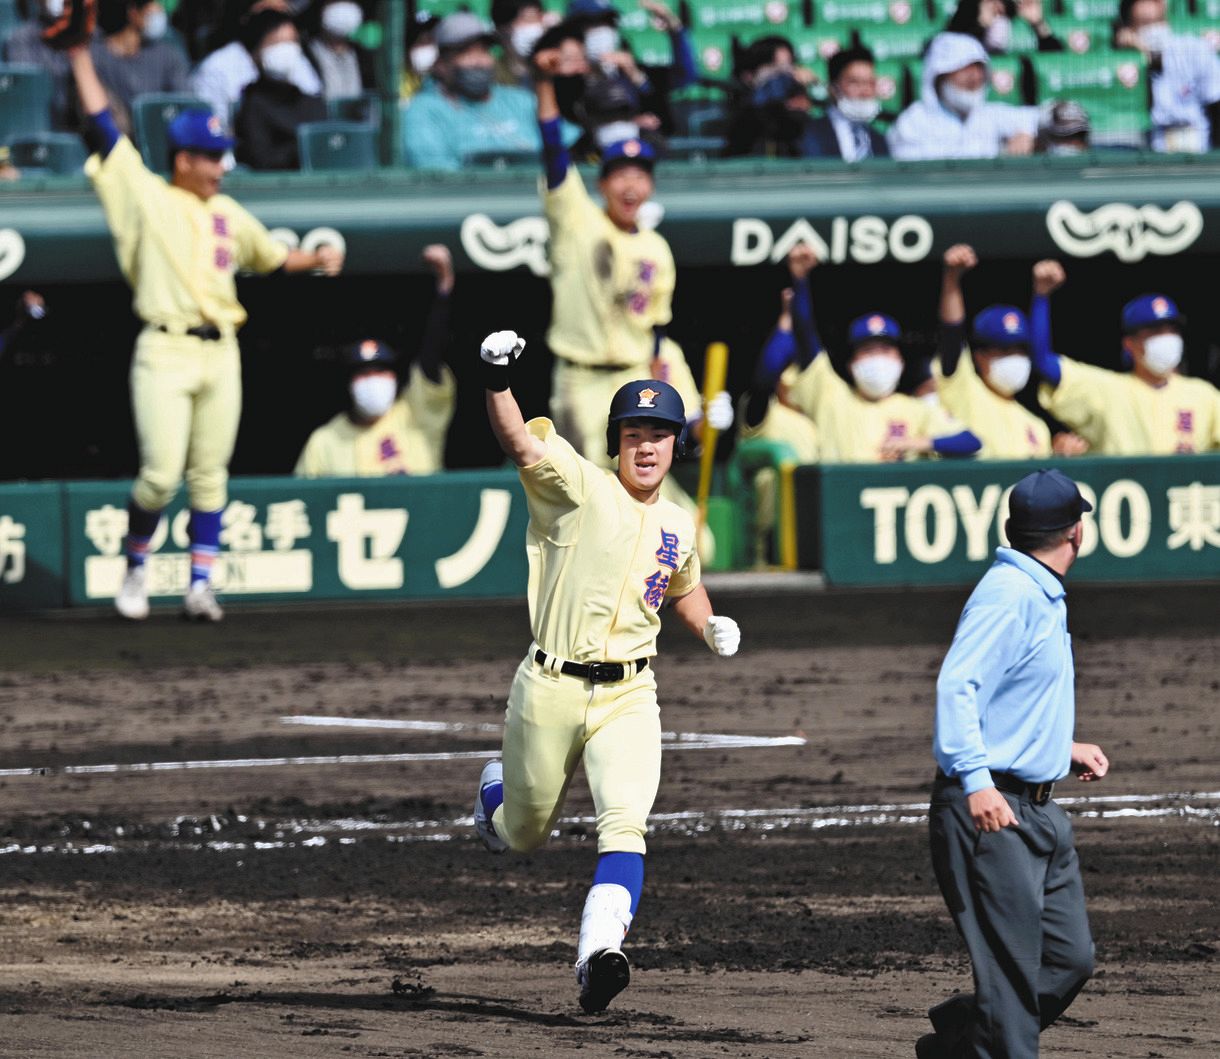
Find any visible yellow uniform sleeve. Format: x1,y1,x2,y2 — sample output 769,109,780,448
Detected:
294,429,325,477
84,137,163,282
666,527,701,598
1038,356,1119,441
786,353,848,423
920,397,969,441
648,240,676,329
543,167,599,269
519,417,598,534
402,364,457,470
226,198,290,275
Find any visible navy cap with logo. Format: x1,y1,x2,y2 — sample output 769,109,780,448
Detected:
606,378,686,457
600,138,656,178
168,109,234,153
1121,293,1184,333
343,339,399,372
1008,469,1093,534
847,312,902,349
971,305,1029,348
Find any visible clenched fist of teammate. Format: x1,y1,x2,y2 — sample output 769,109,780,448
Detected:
705,391,734,432
481,330,526,365
703,615,740,657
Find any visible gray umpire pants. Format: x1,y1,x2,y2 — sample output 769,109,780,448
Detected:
927,776,1095,1059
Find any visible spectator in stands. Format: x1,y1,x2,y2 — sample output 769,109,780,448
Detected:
493,0,547,90
401,12,440,101
0,146,17,182
802,46,889,161
724,35,817,157
233,12,327,170
305,0,375,101
564,0,696,152
191,4,322,123
1115,0,1220,153
296,246,457,478
1036,99,1090,154
1032,265,1220,453
751,243,980,463
91,1,189,130
5,0,82,130
888,33,1038,160
402,12,539,171
945,0,1063,55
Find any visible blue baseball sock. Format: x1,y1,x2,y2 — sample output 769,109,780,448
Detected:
125,500,162,569
480,774,504,817
593,851,644,916
187,508,223,587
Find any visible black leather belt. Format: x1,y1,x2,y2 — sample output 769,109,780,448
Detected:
157,323,223,341
937,769,1055,805
533,649,648,684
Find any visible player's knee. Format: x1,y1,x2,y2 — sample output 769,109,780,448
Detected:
185,467,228,513
134,468,181,511
595,813,647,856
1070,939,1095,985
501,818,550,853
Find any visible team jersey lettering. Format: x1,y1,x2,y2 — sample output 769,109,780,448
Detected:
643,569,670,610
1177,410,1194,434
214,246,232,271
886,420,908,439
655,528,679,571
212,215,229,238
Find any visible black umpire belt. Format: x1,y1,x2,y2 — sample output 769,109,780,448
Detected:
533,649,648,684
156,323,223,341
936,769,1055,805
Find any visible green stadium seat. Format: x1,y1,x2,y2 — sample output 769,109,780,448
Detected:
297,120,378,171
1170,15,1220,54
670,86,731,135
815,0,929,26
0,0,21,43
1001,18,1041,53
1031,50,1149,144
883,57,918,109
0,63,51,144
856,22,929,62
132,92,209,172
1046,17,1114,54
689,29,734,77
691,0,800,34
986,54,1025,103
7,132,87,174
621,26,675,67
789,26,852,68
328,91,382,129
414,0,476,17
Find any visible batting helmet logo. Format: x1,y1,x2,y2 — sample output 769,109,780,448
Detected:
867,315,885,334
359,340,379,360
636,387,660,408
207,115,223,137
1152,297,1169,316
1003,312,1020,332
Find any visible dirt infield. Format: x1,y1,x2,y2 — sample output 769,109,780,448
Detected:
0,585,1217,1058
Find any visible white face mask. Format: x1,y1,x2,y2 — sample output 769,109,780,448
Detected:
1137,21,1172,53
351,374,397,419
1141,333,1183,376
261,40,306,81
851,354,903,400
585,25,619,63
411,43,438,73
985,353,1032,396
835,94,880,124
42,0,65,21
141,5,168,41
940,82,985,117
984,14,1011,52
510,22,544,58
322,1,363,38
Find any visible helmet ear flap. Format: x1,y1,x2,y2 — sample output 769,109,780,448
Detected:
606,422,619,459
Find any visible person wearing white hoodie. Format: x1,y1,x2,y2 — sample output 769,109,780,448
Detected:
888,32,1038,160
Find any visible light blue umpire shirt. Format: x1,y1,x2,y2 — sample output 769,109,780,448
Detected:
934,546,1075,794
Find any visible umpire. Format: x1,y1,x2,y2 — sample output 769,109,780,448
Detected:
919,469,1110,1059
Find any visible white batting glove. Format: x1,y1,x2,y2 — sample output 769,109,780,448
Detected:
703,615,740,658
705,390,734,432
480,330,525,366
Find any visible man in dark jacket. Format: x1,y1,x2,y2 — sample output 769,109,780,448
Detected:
802,46,889,161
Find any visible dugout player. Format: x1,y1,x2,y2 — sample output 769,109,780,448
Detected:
752,243,981,462
530,42,734,469
935,244,1089,459
295,245,456,477
62,13,343,622
920,468,1109,1059
1032,263,1220,453
471,328,741,1014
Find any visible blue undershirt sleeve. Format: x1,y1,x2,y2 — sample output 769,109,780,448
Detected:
1030,293,1062,387
83,107,121,158
932,429,982,457
540,116,569,190
670,28,697,89
790,276,823,368
937,321,966,376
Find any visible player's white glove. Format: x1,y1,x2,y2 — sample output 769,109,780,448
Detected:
703,615,740,658
705,390,734,432
480,330,525,366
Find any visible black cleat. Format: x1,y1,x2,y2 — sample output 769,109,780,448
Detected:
578,949,630,1014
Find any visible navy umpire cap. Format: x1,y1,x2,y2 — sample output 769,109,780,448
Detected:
972,305,1030,348
168,110,234,153
847,312,902,349
344,339,398,371
1121,293,1184,333
606,379,686,458
1008,469,1092,533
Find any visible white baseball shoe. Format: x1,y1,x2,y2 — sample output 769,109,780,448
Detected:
114,565,149,621
577,948,630,1014
182,581,224,623
473,759,507,853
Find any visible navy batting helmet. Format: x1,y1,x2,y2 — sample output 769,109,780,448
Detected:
606,379,687,458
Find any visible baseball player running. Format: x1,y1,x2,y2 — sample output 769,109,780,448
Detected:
59,4,343,622
920,469,1108,1058
472,328,740,1014
1031,264,1220,453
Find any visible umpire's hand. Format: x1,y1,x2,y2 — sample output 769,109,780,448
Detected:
967,787,1019,832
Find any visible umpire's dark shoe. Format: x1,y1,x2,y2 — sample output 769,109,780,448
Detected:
916,1032,951,1059
578,948,630,1014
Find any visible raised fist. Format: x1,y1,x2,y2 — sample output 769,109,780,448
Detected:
787,243,818,280
422,244,455,294
480,330,525,366
703,615,741,658
943,244,977,272
1032,259,1066,297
